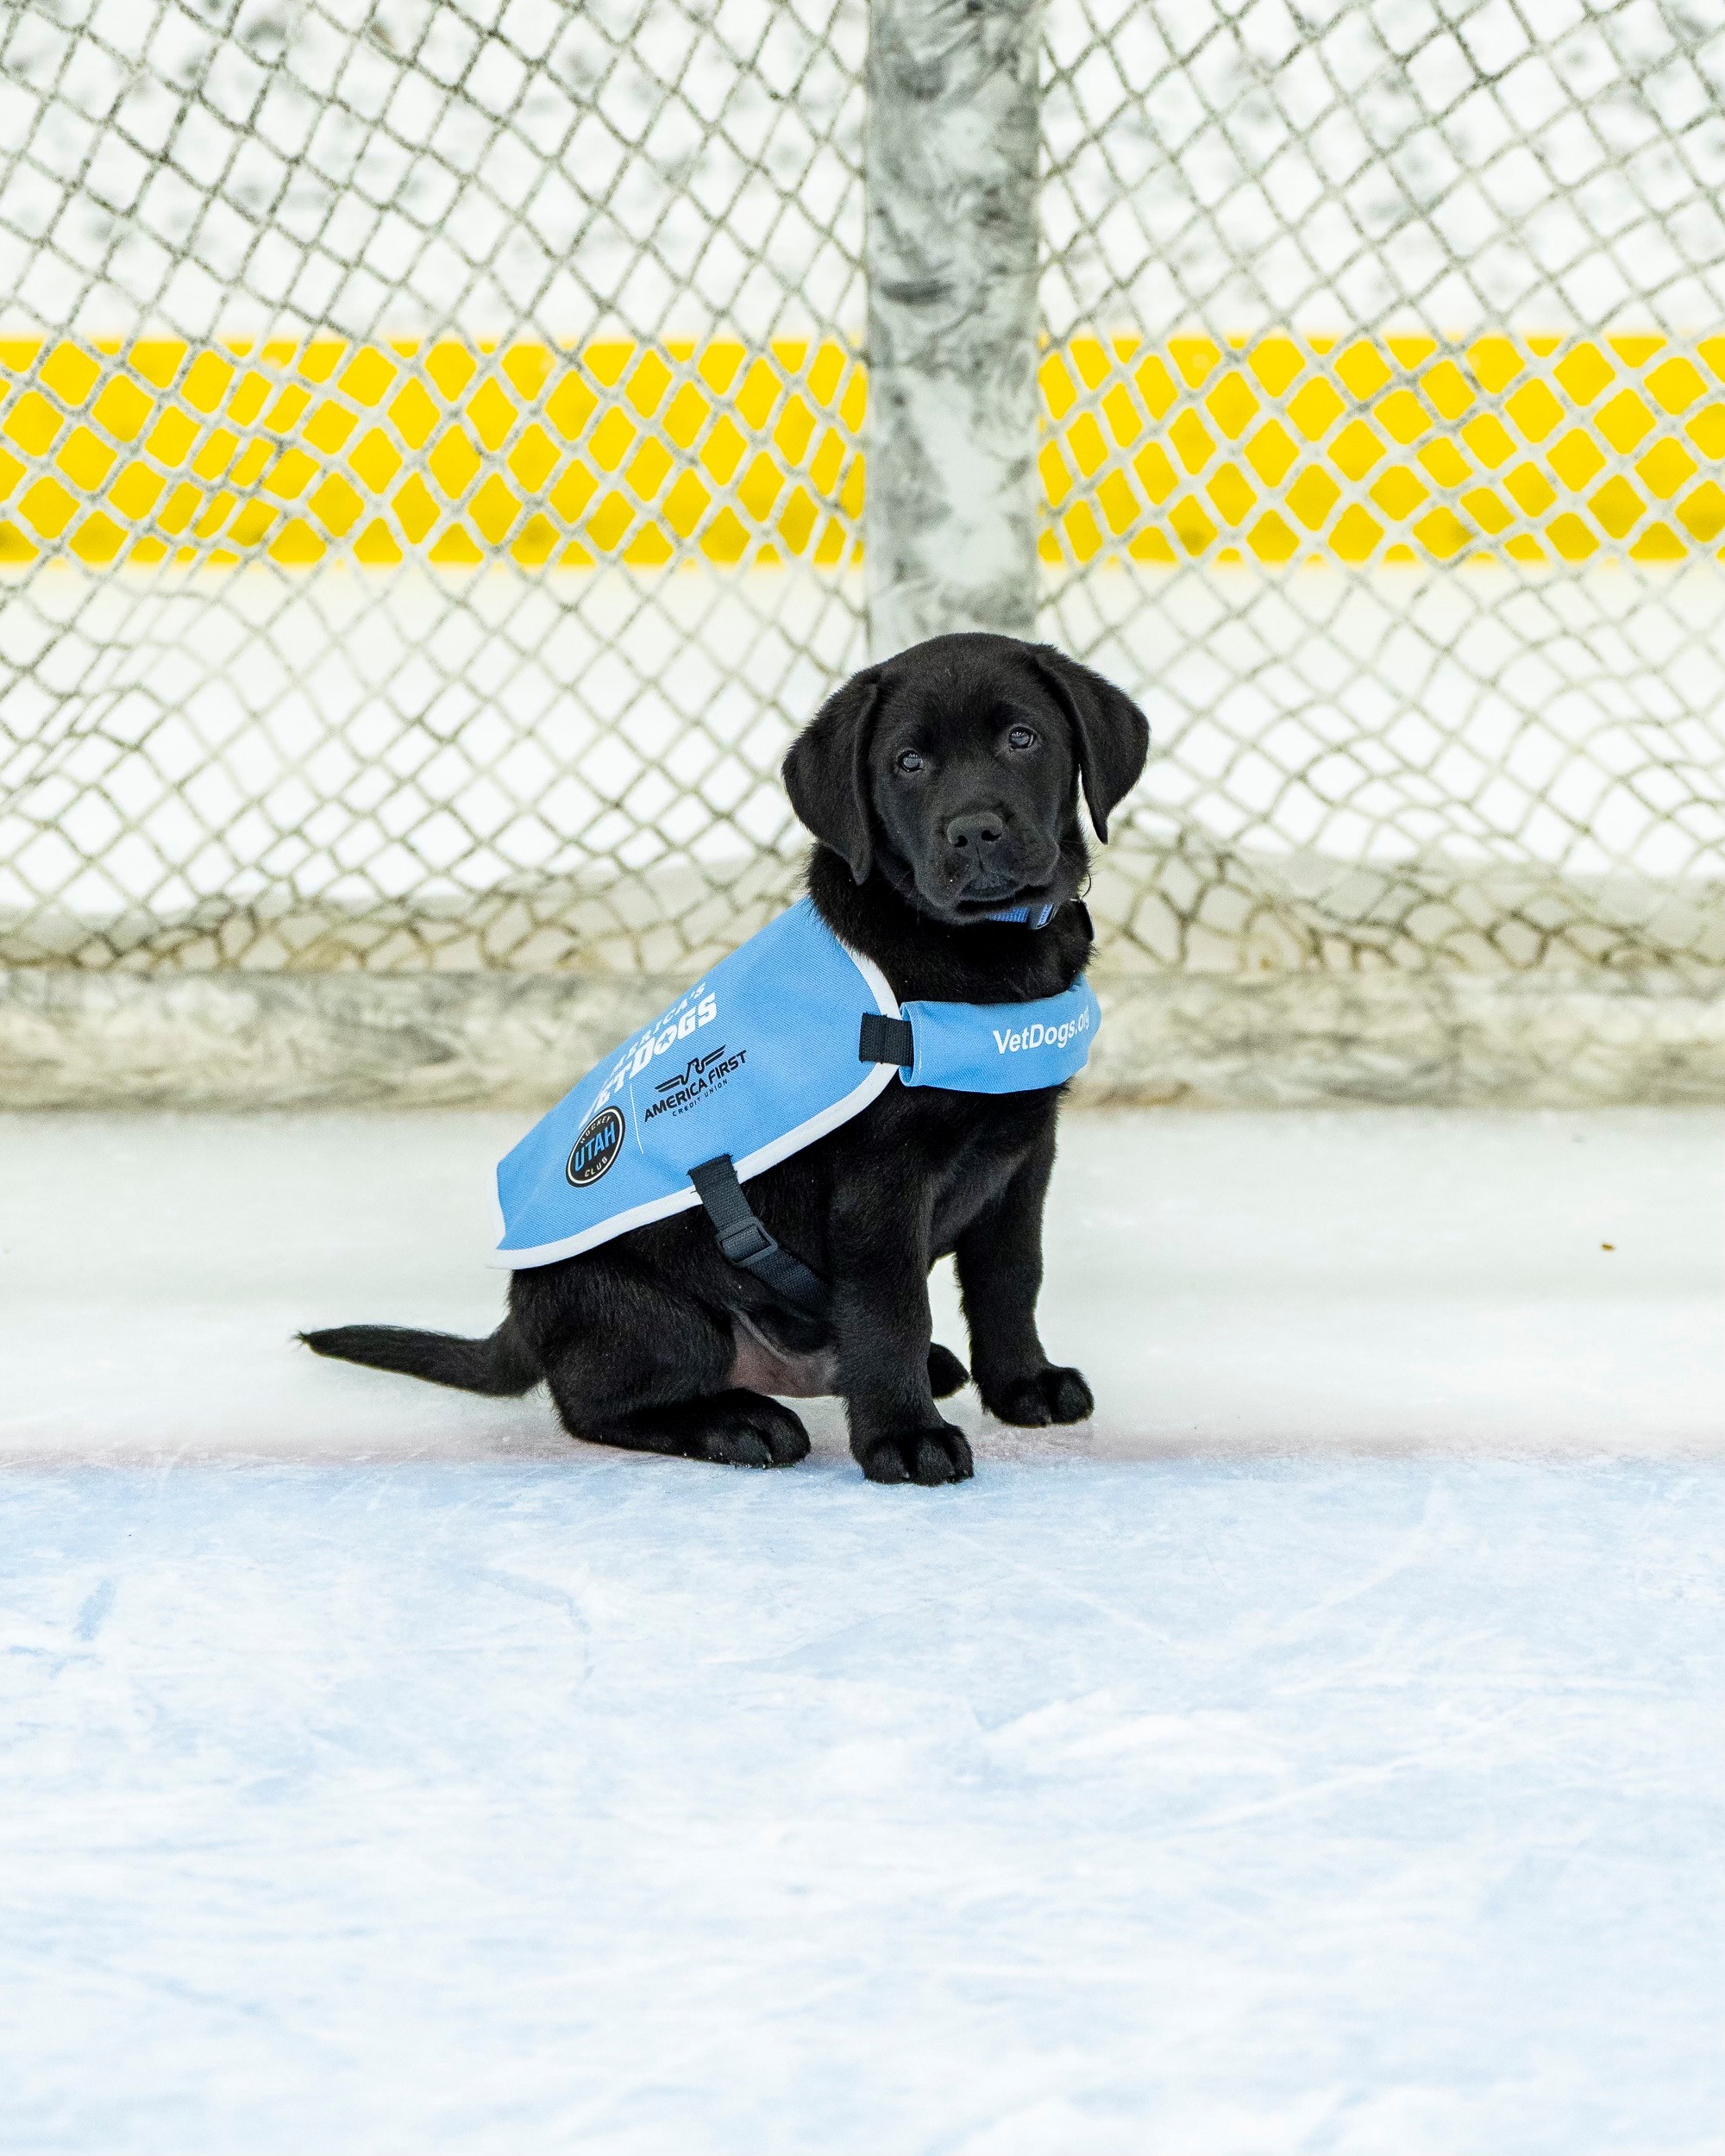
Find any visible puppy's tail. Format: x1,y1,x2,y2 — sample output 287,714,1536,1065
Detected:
299,1318,540,1397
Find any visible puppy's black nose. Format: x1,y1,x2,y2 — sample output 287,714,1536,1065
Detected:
945,811,1005,850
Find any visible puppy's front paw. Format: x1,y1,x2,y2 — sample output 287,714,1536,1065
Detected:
856,1421,974,1486
983,1366,1094,1428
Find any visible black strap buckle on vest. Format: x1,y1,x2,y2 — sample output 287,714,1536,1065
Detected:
858,1012,914,1067
687,1154,829,1319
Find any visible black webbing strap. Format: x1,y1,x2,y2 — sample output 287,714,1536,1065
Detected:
687,1154,830,1319
858,1012,914,1068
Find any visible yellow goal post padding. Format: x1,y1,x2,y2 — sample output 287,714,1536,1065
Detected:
0,339,868,572
2,332,1723,572
1040,333,1725,570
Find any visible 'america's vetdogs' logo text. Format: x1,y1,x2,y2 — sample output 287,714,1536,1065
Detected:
991,1007,1091,1056
593,985,720,1112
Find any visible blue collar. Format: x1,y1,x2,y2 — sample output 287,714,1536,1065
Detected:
982,901,1056,928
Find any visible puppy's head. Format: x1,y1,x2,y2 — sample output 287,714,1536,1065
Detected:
783,633,1149,924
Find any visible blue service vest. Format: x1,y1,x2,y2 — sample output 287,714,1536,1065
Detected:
493,897,1100,1269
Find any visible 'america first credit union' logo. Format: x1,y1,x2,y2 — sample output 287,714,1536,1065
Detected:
565,1105,625,1186
644,1043,747,1122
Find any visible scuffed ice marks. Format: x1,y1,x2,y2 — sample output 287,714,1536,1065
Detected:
1,1458,1721,2153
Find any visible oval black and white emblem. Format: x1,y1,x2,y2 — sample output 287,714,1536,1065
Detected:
566,1106,625,1187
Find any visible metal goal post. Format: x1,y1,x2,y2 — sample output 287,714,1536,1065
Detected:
2,0,1723,1106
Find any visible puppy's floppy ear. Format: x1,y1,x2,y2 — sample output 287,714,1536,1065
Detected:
1029,646,1150,843
782,668,881,883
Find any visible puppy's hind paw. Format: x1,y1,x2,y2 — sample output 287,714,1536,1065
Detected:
927,1342,969,1399
856,1422,974,1486
983,1366,1094,1428
687,1392,812,1468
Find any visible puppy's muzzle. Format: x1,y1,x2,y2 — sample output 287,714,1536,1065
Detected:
934,810,1057,906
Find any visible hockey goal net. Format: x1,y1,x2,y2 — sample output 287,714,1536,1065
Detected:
1,0,1722,1004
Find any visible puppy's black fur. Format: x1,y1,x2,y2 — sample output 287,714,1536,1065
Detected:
304,632,1149,1484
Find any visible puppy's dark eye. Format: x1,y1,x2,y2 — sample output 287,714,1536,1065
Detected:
894,749,925,774
1007,724,1039,750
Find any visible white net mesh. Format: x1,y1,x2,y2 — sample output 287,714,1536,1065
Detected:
1044,0,1725,973
3,0,1723,987
0,0,865,972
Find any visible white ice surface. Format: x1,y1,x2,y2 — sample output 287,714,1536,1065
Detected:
2,1106,1722,2154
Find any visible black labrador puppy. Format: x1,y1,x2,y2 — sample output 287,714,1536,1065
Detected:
304,631,1149,1484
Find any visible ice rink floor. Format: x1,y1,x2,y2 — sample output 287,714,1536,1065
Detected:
3,1106,1722,2155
